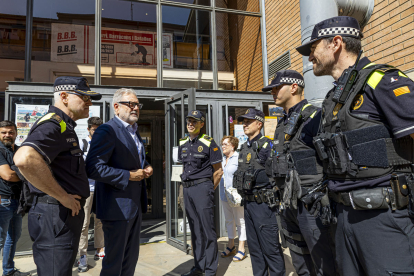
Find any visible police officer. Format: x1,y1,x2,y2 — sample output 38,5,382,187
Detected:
14,76,102,276
296,16,414,276
263,70,337,276
178,110,223,276
233,108,285,276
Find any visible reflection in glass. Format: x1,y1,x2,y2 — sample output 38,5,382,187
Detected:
0,0,27,92
166,0,210,7
162,6,212,89
101,1,157,87
31,0,96,83
216,13,263,91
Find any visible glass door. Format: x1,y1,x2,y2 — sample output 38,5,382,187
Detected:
165,88,196,252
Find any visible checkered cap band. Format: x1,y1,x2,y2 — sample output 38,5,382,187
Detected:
318,27,360,38
281,77,304,87
54,85,77,92
255,115,264,123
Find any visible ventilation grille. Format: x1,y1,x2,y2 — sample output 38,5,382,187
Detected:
268,51,291,79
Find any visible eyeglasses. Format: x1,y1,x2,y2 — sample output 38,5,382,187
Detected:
221,143,230,147
63,91,92,102
118,101,143,110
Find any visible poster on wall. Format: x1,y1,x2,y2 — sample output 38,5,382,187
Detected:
264,116,278,139
15,104,49,146
51,23,173,68
75,106,101,141
234,124,247,149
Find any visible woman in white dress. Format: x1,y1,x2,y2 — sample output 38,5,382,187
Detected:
219,136,247,262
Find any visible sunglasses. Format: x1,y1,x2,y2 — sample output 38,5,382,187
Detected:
63,91,91,102
118,101,144,110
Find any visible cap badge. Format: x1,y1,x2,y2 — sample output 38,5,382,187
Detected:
198,146,203,152
246,153,252,163
245,109,250,114
192,111,198,115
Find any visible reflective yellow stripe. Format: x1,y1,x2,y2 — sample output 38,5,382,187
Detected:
199,134,211,147
37,113,66,133
362,62,376,69
310,111,317,118
179,137,189,146
301,103,312,111
367,71,385,89
59,121,66,133
398,71,408,78
262,142,268,149
38,113,55,124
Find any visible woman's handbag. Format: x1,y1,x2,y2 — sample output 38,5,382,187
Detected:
224,178,242,207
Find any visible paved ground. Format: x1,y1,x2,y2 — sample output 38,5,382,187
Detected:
10,219,298,275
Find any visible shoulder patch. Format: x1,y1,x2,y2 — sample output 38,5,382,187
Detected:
203,135,213,141
394,86,411,97
51,114,62,123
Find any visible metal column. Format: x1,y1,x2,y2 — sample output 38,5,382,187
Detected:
259,0,269,87
24,0,33,82
95,0,102,85
157,1,163,87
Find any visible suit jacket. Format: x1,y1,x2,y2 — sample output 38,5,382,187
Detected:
85,117,149,221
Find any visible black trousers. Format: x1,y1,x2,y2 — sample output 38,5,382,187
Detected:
281,201,337,276
100,210,142,276
28,202,84,276
244,201,286,276
183,180,218,276
336,203,414,276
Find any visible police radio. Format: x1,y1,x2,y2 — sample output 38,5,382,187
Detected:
284,112,301,136
332,50,363,104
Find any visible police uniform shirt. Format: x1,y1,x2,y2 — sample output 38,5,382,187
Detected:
0,143,22,197
278,99,321,148
22,106,89,198
246,133,271,165
178,134,222,181
328,57,414,192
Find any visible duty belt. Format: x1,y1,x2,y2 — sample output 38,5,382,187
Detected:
329,186,409,211
244,189,280,208
182,178,211,188
0,194,19,200
34,194,86,208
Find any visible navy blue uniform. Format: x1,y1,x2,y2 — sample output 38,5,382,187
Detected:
326,58,414,275
178,134,222,276
243,133,286,276
278,100,337,276
22,106,88,276
328,57,414,193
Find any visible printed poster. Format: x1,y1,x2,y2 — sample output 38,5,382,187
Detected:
234,124,247,149
264,116,278,140
15,104,49,146
75,106,101,141
51,23,173,68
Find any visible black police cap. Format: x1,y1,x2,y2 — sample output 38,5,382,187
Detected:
186,110,205,122
296,16,362,56
54,76,102,100
237,108,265,123
262,70,305,92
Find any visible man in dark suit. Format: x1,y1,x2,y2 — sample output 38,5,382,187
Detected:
85,88,153,276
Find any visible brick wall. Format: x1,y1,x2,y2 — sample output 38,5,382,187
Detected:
362,0,414,72
265,0,303,75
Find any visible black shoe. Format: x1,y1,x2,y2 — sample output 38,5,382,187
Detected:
3,269,31,276
181,266,203,276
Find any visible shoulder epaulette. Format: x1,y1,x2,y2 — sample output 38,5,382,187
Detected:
36,113,66,133
179,137,188,141
179,136,189,146
202,135,213,142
